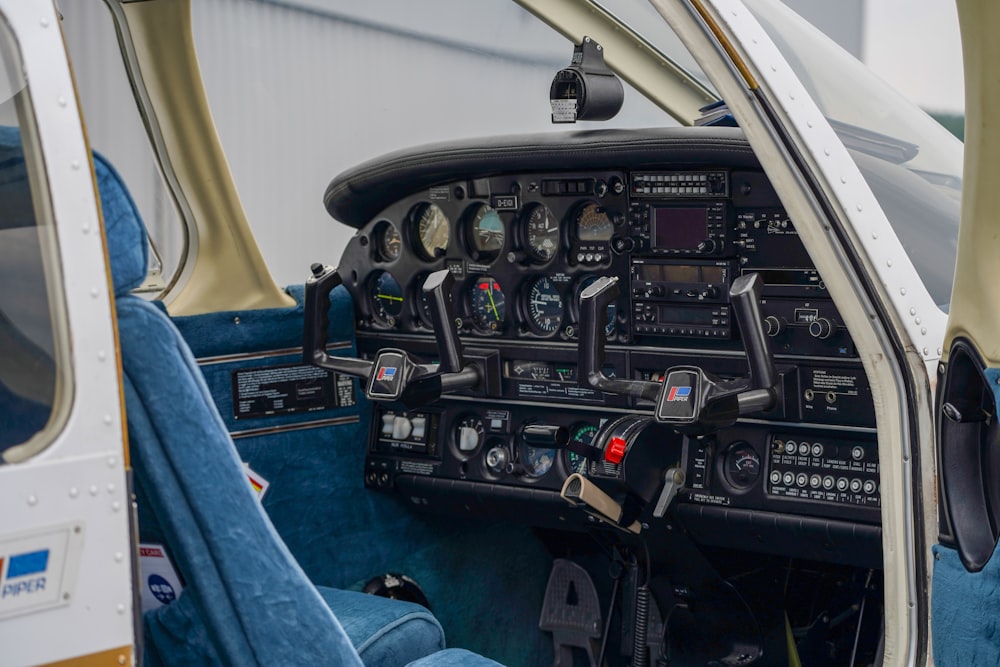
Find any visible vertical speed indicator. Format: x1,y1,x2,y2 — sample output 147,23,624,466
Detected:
525,276,564,334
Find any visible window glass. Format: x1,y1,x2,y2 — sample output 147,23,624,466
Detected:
191,0,673,285
744,0,962,308
0,16,71,462
60,1,186,295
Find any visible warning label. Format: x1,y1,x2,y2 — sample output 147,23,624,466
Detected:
232,363,355,419
810,369,859,395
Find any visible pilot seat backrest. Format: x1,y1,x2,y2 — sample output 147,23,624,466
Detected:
98,152,371,664
98,150,506,667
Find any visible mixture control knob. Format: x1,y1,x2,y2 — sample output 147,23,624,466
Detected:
764,315,784,337
808,317,834,339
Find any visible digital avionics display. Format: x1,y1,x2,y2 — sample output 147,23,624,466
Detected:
652,208,707,250
638,264,725,284
658,306,716,325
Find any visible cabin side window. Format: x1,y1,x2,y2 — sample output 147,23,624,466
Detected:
0,16,71,463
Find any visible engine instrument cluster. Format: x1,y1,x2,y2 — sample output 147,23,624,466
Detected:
330,132,880,567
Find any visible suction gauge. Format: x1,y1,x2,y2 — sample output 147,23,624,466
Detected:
374,221,401,262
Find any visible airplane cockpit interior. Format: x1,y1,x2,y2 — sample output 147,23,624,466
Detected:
1,0,969,665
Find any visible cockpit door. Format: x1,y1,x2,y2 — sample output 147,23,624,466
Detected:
0,1,135,665
930,0,1000,663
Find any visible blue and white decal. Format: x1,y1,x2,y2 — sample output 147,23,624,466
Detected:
0,522,82,619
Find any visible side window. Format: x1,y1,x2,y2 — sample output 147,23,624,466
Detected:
0,16,71,462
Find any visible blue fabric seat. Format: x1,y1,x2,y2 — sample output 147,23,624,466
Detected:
94,150,503,667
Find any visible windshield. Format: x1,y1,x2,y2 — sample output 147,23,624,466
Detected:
743,0,962,308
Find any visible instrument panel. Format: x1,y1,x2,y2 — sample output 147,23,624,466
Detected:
330,130,881,567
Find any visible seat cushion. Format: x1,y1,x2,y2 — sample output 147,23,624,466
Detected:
317,587,444,667
405,649,505,667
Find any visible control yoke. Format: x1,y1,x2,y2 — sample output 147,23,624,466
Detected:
303,264,480,409
579,273,778,434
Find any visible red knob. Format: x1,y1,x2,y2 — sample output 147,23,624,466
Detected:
605,436,627,465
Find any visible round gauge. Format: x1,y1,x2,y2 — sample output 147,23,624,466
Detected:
374,221,401,262
453,414,485,456
468,276,506,332
525,276,564,334
577,276,616,337
522,203,560,262
466,204,505,260
411,203,450,260
723,442,761,489
522,444,556,478
566,422,598,474
576,203,614,242
369,271,404,325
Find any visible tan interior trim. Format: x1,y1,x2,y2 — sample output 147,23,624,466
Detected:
947,0,1000,365
40,646,132,667
117,0,293,314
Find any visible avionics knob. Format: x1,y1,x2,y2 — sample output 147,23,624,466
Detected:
696,238,717,254
808,317,834,339
764,315,784,337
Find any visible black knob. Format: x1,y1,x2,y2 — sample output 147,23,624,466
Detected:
506,250,527,265
764,315,784,336
310,262,326,278
612,237,635,255
808,318,834,339
697,238,717,253
609,177,625,195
